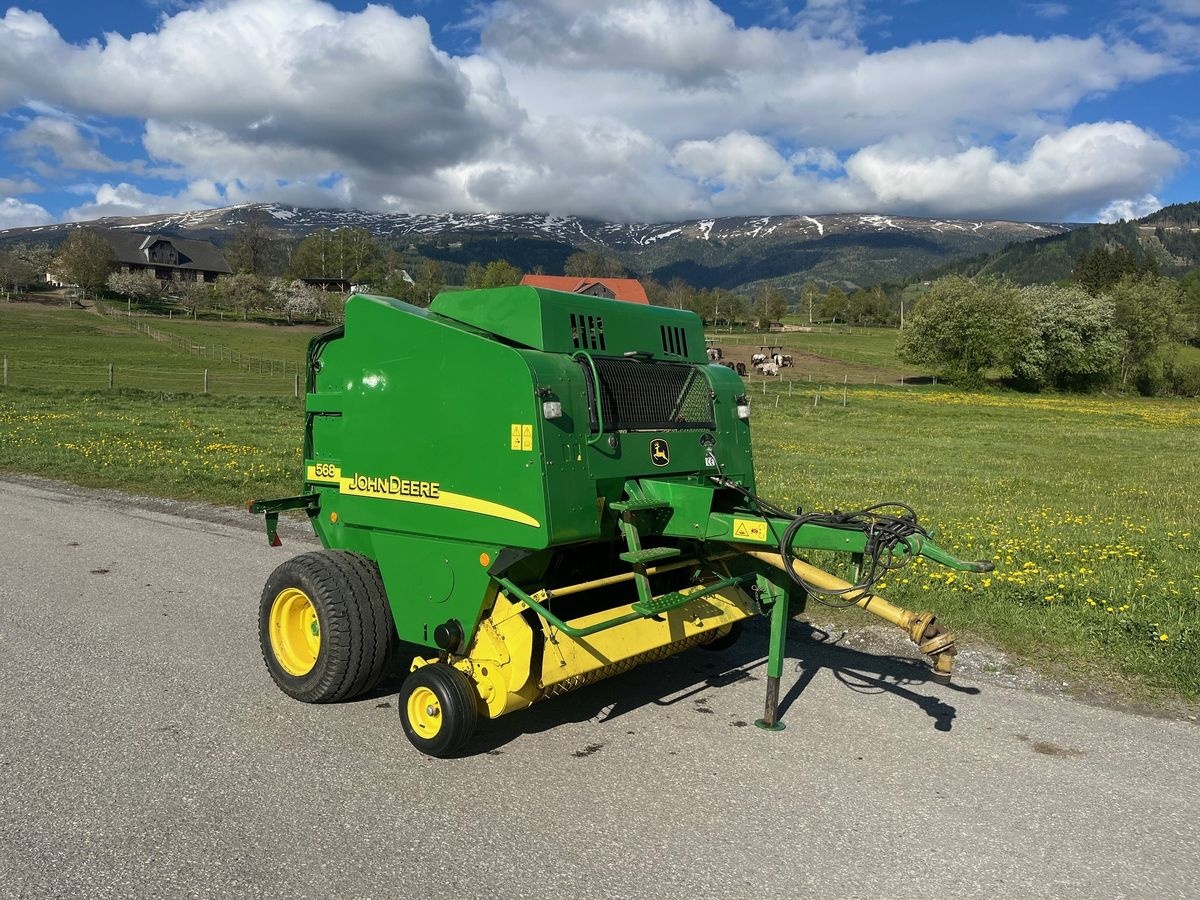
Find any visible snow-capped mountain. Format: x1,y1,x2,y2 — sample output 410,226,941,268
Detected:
1,203,1075,290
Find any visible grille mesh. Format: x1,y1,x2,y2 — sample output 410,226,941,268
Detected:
585,357,714,431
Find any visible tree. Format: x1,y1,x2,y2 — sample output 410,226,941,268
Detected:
686,287,715,323
710,288,742,327
289,229,337,278
225,210,286,277
106,270,162,308
413,260,445,305
725,291,749,327
0,242,52,293
215,273,270,320
480,259,521,289
272,280,326,324
896,275,1030,386
289,228,381,281
847,286,890,325
1108,274,1185,391
755,284,787,328
464,261,485,289
818,285,848,323
564,250,627,278
665,277,690,310
801,282,821,324
1072,246,1157,296
641,276,666,306
175,280,218,317
1010,284,1122,391
50,229,114,298
335,227,383,283
1179,269,1200,347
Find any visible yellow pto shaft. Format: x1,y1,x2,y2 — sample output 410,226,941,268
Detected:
740,549,958,682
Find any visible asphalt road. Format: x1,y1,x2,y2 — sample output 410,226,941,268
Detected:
1,475,1197,899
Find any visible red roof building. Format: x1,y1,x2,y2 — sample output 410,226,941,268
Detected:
519,275,649,304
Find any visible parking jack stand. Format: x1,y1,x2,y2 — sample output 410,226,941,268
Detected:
755,593,789,731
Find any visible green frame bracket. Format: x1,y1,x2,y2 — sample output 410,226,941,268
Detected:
247,494,320,547
706,512,993,573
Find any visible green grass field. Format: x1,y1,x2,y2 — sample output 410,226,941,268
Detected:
137,313,318,365
2,302,1198,703
0,303,315,395
713,327,904,371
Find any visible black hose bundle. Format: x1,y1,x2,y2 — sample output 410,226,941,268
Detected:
709,476,929,608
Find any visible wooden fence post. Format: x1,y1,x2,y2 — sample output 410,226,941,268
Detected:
108,363,114,389
2,355,7,387
203,369,208,394
294,373,300,398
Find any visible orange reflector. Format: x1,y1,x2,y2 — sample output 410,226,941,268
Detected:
330,512,339,524
479,552,491,567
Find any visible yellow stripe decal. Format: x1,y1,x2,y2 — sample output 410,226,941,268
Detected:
306,465,540,528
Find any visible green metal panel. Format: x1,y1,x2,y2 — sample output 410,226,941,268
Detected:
431,286,707,362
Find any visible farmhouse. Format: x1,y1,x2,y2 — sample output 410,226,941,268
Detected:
519,274,649,304
99,229,232,284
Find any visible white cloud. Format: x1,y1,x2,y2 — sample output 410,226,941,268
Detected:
1131,0,1200,55
666,122,1179,220
842,123,1180,220
1097,194,1163,222
0,2,516,175
62,182,195,220
1159,0,1200,16
0,177,39,194
481,2,1172,147
0,196,53,228
1029,3,1070,20
0,0,1187,223
7,115,133,174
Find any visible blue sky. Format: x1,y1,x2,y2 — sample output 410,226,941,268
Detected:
0,0,1197,227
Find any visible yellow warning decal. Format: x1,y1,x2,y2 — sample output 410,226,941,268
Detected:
732,518,769,542
511,423,534,452
305,464,540,528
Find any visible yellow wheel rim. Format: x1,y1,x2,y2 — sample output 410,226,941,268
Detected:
407,685,443,739
269,587,320,677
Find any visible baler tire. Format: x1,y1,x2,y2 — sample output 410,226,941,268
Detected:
399,664,479,758
699,620,744,652
259,550,394,704
337,551,401,690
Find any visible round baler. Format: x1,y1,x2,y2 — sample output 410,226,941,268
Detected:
250,286,991,757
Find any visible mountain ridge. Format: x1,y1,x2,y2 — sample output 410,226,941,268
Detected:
924,201,1200,284
0,203,1076,292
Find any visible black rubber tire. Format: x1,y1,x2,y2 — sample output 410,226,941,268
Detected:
699,619,744,652
398,663,479,758
259,550,394,703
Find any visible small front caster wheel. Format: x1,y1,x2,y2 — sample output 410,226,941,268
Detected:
399,663,479,757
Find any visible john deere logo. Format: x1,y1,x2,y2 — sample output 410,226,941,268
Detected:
650,439,670,467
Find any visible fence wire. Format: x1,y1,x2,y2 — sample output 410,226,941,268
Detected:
0,357,302,397
96,302,306,378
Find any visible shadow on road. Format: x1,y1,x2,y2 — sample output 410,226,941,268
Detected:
358,616,982,755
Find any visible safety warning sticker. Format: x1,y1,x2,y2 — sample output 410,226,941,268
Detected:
732,518,768,542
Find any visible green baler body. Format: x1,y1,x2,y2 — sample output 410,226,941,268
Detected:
303,286,753,650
